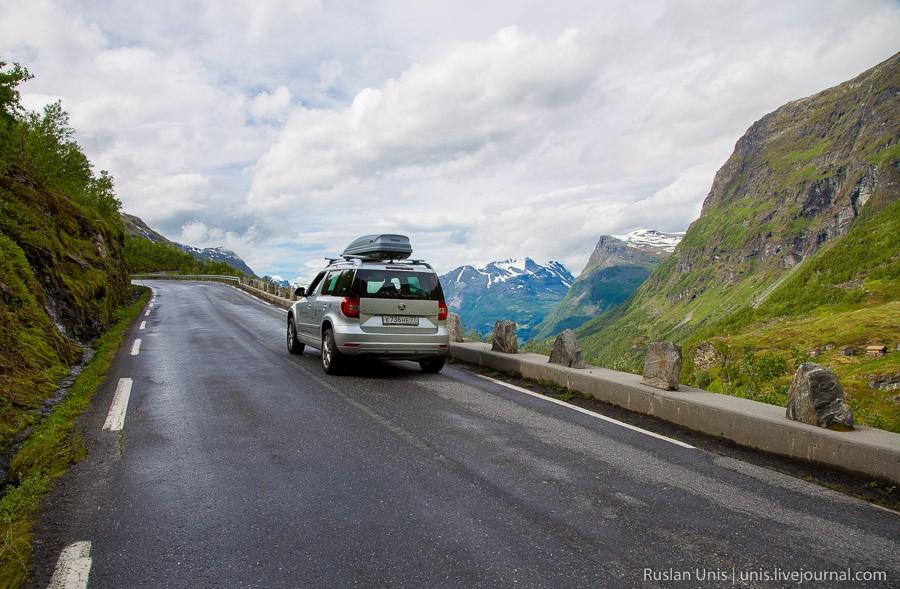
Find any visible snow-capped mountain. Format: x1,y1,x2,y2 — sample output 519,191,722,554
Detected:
611,229,685,253
439,258,574,340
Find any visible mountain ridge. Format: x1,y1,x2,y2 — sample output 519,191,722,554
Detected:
121,213,256,276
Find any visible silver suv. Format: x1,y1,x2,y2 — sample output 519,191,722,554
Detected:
286,257,450,374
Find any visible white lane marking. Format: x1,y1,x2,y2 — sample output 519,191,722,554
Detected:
144,308,151,316
139,321,146,330
130,339,142,356
103,378,133,431
47,541,92,589
475,373,695,449
148,302,154,307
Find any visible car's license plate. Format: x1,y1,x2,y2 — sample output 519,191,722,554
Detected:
382,315,419,326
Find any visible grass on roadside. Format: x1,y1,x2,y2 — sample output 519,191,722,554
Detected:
0,286,150,589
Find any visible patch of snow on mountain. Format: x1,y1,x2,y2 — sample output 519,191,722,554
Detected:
612,229,685,252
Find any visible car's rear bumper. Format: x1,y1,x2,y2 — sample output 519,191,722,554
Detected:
332,325,450,359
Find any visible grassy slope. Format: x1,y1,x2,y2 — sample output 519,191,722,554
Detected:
681,199,900,432
0,287,149,588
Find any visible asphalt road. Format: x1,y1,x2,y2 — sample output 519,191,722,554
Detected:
29,281,899,588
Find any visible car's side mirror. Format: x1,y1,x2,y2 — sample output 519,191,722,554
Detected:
294,287,306,297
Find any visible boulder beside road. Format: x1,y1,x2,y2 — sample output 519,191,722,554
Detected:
447,312,464,343
549,329,585,369
786,363,854,430
491,320,519,354
642,342,682,390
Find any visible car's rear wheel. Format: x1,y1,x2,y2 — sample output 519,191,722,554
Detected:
419,357,445,373
321,328,345,374
287,317,304,355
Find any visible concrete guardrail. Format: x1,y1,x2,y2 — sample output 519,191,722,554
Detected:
450,342,900,484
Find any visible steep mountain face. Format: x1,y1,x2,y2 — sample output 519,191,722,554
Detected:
532,230,683,339
440,258,573,340
575,52,899,430
122,213,256,276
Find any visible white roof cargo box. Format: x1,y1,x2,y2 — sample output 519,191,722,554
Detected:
342,234,413,260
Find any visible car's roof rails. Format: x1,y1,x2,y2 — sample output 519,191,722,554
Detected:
323,257,433,270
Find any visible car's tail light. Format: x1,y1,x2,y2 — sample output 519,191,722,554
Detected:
341,296,360,318
438,300,448,321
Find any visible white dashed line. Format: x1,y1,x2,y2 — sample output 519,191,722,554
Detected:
130,339,142,356
475,373,695,449
144,308,151,316
139,321,146,330
47,541,92,589
102,378,133,431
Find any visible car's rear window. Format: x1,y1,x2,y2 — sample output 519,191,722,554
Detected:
351,269,444,300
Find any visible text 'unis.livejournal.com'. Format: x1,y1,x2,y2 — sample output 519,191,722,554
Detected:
642,566,889,585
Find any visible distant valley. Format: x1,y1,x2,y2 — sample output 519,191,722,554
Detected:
531,230,683,340
440,259,573,340
440,229,683,342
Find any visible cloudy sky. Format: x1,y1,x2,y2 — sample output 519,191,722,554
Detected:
1,0,898,281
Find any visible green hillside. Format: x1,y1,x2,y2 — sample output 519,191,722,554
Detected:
682,201,900,432
124,237,244,276
0,62,130,450
575,52,900,430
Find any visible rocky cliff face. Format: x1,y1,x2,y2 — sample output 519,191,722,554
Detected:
576,51,900,373
672,52,899,292
2,171,129,340
531,230,682,340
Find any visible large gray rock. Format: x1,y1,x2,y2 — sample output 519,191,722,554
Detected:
786,363,854,430
447,312,464,343
491,320,519,354
548,329,585,368
642,342,682,390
